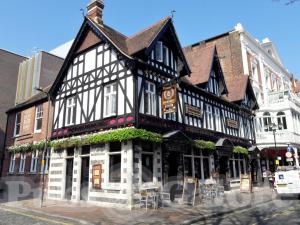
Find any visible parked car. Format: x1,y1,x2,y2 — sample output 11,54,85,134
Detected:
274,166,300,197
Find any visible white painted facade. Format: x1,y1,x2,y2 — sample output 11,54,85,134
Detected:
235,23,300,165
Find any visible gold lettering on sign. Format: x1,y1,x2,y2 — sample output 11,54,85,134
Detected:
226,118,238,129
162,85,177,114
185,104,203,118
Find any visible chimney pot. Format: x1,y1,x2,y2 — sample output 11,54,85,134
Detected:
87,0,104,26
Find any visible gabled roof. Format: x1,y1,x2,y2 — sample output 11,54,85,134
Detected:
183,45,215,85
225,75,259,110
126,17,171,55
50,16,190,96
225,75,249,102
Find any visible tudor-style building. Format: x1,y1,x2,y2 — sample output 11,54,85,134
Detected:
46,0,257,207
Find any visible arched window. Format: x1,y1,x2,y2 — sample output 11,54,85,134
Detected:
277,112,287,130
263,112,272,132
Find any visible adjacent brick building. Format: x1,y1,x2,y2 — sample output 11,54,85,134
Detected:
0,49,26,174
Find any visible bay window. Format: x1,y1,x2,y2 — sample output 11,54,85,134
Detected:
104,83,117,117
277,112,287,130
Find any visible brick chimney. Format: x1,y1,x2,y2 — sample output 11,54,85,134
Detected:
87,0,104,26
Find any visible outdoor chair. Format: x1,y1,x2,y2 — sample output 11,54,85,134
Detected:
139,189,158,211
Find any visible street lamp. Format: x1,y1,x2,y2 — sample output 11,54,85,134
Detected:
268,122,283,167
35,87,51,208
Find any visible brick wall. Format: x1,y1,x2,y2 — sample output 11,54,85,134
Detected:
202,31,244,78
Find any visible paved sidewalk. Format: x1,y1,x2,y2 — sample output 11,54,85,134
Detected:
0,187,276,225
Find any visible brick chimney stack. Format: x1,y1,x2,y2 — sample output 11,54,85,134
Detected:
87,0,104,26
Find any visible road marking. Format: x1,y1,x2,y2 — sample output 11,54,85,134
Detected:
0,207,73,225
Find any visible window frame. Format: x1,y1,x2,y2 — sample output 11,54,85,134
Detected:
155,41,163,62
14,112,21,137
66,97,76,126
144,81,156,116
108,142,121,183
30,150,39,173
40,148,51,173
104,83,117,118
34,104,43,133
19,153,26,174
9,154,16,173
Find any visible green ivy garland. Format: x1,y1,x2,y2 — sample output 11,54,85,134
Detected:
50,128,163,150
233,146,248,155
194,140,216,151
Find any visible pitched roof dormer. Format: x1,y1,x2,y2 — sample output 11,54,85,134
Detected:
183,44,228,95
225,75,259,110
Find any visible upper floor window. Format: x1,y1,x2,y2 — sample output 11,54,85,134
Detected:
163,46,169,66
251,59,258,81
208,71,219,96
34,104,43,133
155,41,172,68
104,83,117,117
156,41,163,62
66,97,76,126
206,105,214,130
144,81,156,116
277,112,287,130
263,112,272,132
14,112,21,137
215,108,221,132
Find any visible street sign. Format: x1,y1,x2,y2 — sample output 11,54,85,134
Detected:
286,158,293,162
286,152,293,158
276,160,280,165
277,157,282,160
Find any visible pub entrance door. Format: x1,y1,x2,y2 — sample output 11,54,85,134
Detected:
80,156,90,201
165,150,184,201
65,158,73,200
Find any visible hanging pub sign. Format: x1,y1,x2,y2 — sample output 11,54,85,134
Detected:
185,104,203,118
92,164,102,189
226,118,239,129
162,84,177,114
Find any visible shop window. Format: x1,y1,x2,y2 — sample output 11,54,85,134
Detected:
104,83,117,117
203,158,210,179
144,81,156,116
194,158,202,179
34,104,43,132
14,112,21,136
109,142,121,183
66,97,76,126
277,112,287,130
81,146,90,155
30,150,39,173
142,153,153,182
19,153,26,173
9,154,16,173
184,157,193,177
67,147,74,157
